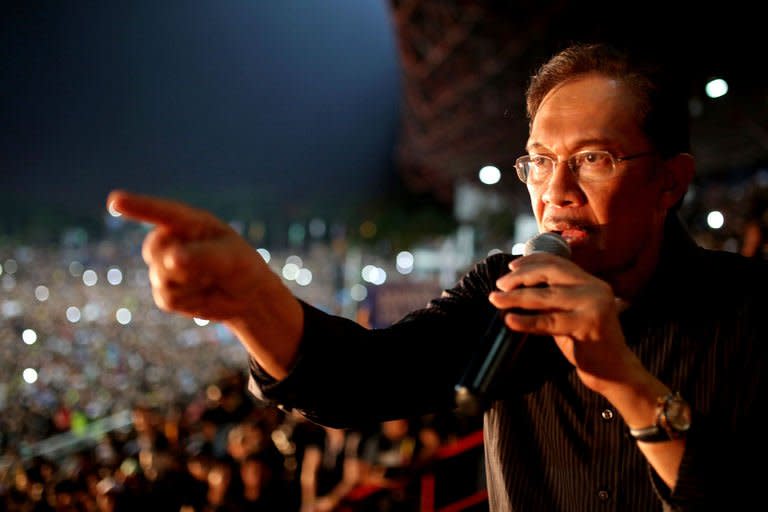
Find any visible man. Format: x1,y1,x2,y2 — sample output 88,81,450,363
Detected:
108,43,768,510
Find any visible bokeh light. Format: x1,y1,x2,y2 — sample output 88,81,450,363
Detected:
705,78,728,99
4,259,18,274
479,165,501,185
707,210,725,229
309,218,327,238
22,328,37,345
66,306,81,323
286,255,303,267
116,308,132,325
350,283,368,302
69,261,84,277
256,248,271,263
107,267,123,285
362,265,387,285
22,368,38,384
396,251,414,274
282,263,300,281
296,268,312,286
34,285,50,301
82,269,98,286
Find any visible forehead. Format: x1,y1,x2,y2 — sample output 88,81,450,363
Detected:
529,73,646,150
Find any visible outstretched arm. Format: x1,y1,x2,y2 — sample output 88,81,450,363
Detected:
106,189,303,379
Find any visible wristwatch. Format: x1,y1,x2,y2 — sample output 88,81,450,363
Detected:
629,392,692,442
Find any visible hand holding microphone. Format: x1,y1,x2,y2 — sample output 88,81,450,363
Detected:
455,232,571,416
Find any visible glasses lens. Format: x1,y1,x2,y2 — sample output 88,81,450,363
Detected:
515,156,529,183
525,155,553,183
571,151,614,181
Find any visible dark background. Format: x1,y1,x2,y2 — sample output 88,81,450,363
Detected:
3,1,767,243
2,0,402,239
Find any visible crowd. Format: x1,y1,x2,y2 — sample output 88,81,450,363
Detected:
0,233,481,511
1,366,481,511
0,238,249,452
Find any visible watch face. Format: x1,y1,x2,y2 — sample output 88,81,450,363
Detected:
666,398,692,431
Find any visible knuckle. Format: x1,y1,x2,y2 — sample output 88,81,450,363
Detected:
154,288,184,312
141,240,155,265
142,230,166,264
147,266,165,289
162,247,185,271
152,289,173,312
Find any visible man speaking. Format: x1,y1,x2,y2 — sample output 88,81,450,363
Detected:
108,42,768,511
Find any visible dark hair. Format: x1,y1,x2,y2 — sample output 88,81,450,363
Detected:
525,43,690,158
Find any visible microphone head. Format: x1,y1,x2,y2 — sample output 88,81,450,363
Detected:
523,232,571,259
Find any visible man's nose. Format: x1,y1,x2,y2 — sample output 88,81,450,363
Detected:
540,161,584,207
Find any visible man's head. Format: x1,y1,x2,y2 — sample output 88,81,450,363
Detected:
520,43,695,292
526,43,690,159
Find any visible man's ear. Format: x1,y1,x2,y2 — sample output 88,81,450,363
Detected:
660,153,695,209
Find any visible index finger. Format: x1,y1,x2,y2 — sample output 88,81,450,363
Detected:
106,189,219,233
503,253,585,288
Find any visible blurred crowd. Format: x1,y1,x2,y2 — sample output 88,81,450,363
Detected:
0,233,481,511
1,367,482,512
0,237,251,454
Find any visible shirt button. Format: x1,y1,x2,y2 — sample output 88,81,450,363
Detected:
598,489,610,501
601,409,614,421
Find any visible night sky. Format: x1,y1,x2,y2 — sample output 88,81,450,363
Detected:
2,1,402,237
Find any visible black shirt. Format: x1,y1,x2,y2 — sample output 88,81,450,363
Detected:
249,222,768,511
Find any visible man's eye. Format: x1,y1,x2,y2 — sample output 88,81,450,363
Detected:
530,156,550,166
581,151,609,165
583,152,600,163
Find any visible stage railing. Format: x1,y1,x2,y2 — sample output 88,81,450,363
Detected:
341,428,488,512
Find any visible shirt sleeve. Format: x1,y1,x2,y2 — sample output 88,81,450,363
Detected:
645,255,768,510
247,253,514,429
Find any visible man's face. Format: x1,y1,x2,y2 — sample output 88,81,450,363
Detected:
526,73,670,277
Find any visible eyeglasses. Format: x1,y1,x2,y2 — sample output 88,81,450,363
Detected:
514,150,656,184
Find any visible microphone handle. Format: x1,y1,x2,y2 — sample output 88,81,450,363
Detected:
454,311,529,416
454,232,570,416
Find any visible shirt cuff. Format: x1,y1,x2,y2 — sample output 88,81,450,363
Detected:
245,299,323,411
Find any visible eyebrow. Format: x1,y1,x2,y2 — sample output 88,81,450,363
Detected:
526,138,616,153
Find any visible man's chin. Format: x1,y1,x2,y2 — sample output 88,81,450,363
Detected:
568,244,602,271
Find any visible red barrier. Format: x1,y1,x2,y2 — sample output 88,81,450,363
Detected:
418,429,487,512
433,429,484,460
340,429,487,512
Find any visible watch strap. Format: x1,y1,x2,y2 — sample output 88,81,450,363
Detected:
628,424,670,442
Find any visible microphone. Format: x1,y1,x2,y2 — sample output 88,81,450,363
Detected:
454,232,571,416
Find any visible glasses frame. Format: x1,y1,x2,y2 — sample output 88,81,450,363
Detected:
514,150,656,184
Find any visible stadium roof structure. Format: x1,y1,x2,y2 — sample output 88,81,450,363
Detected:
387,0,768,209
